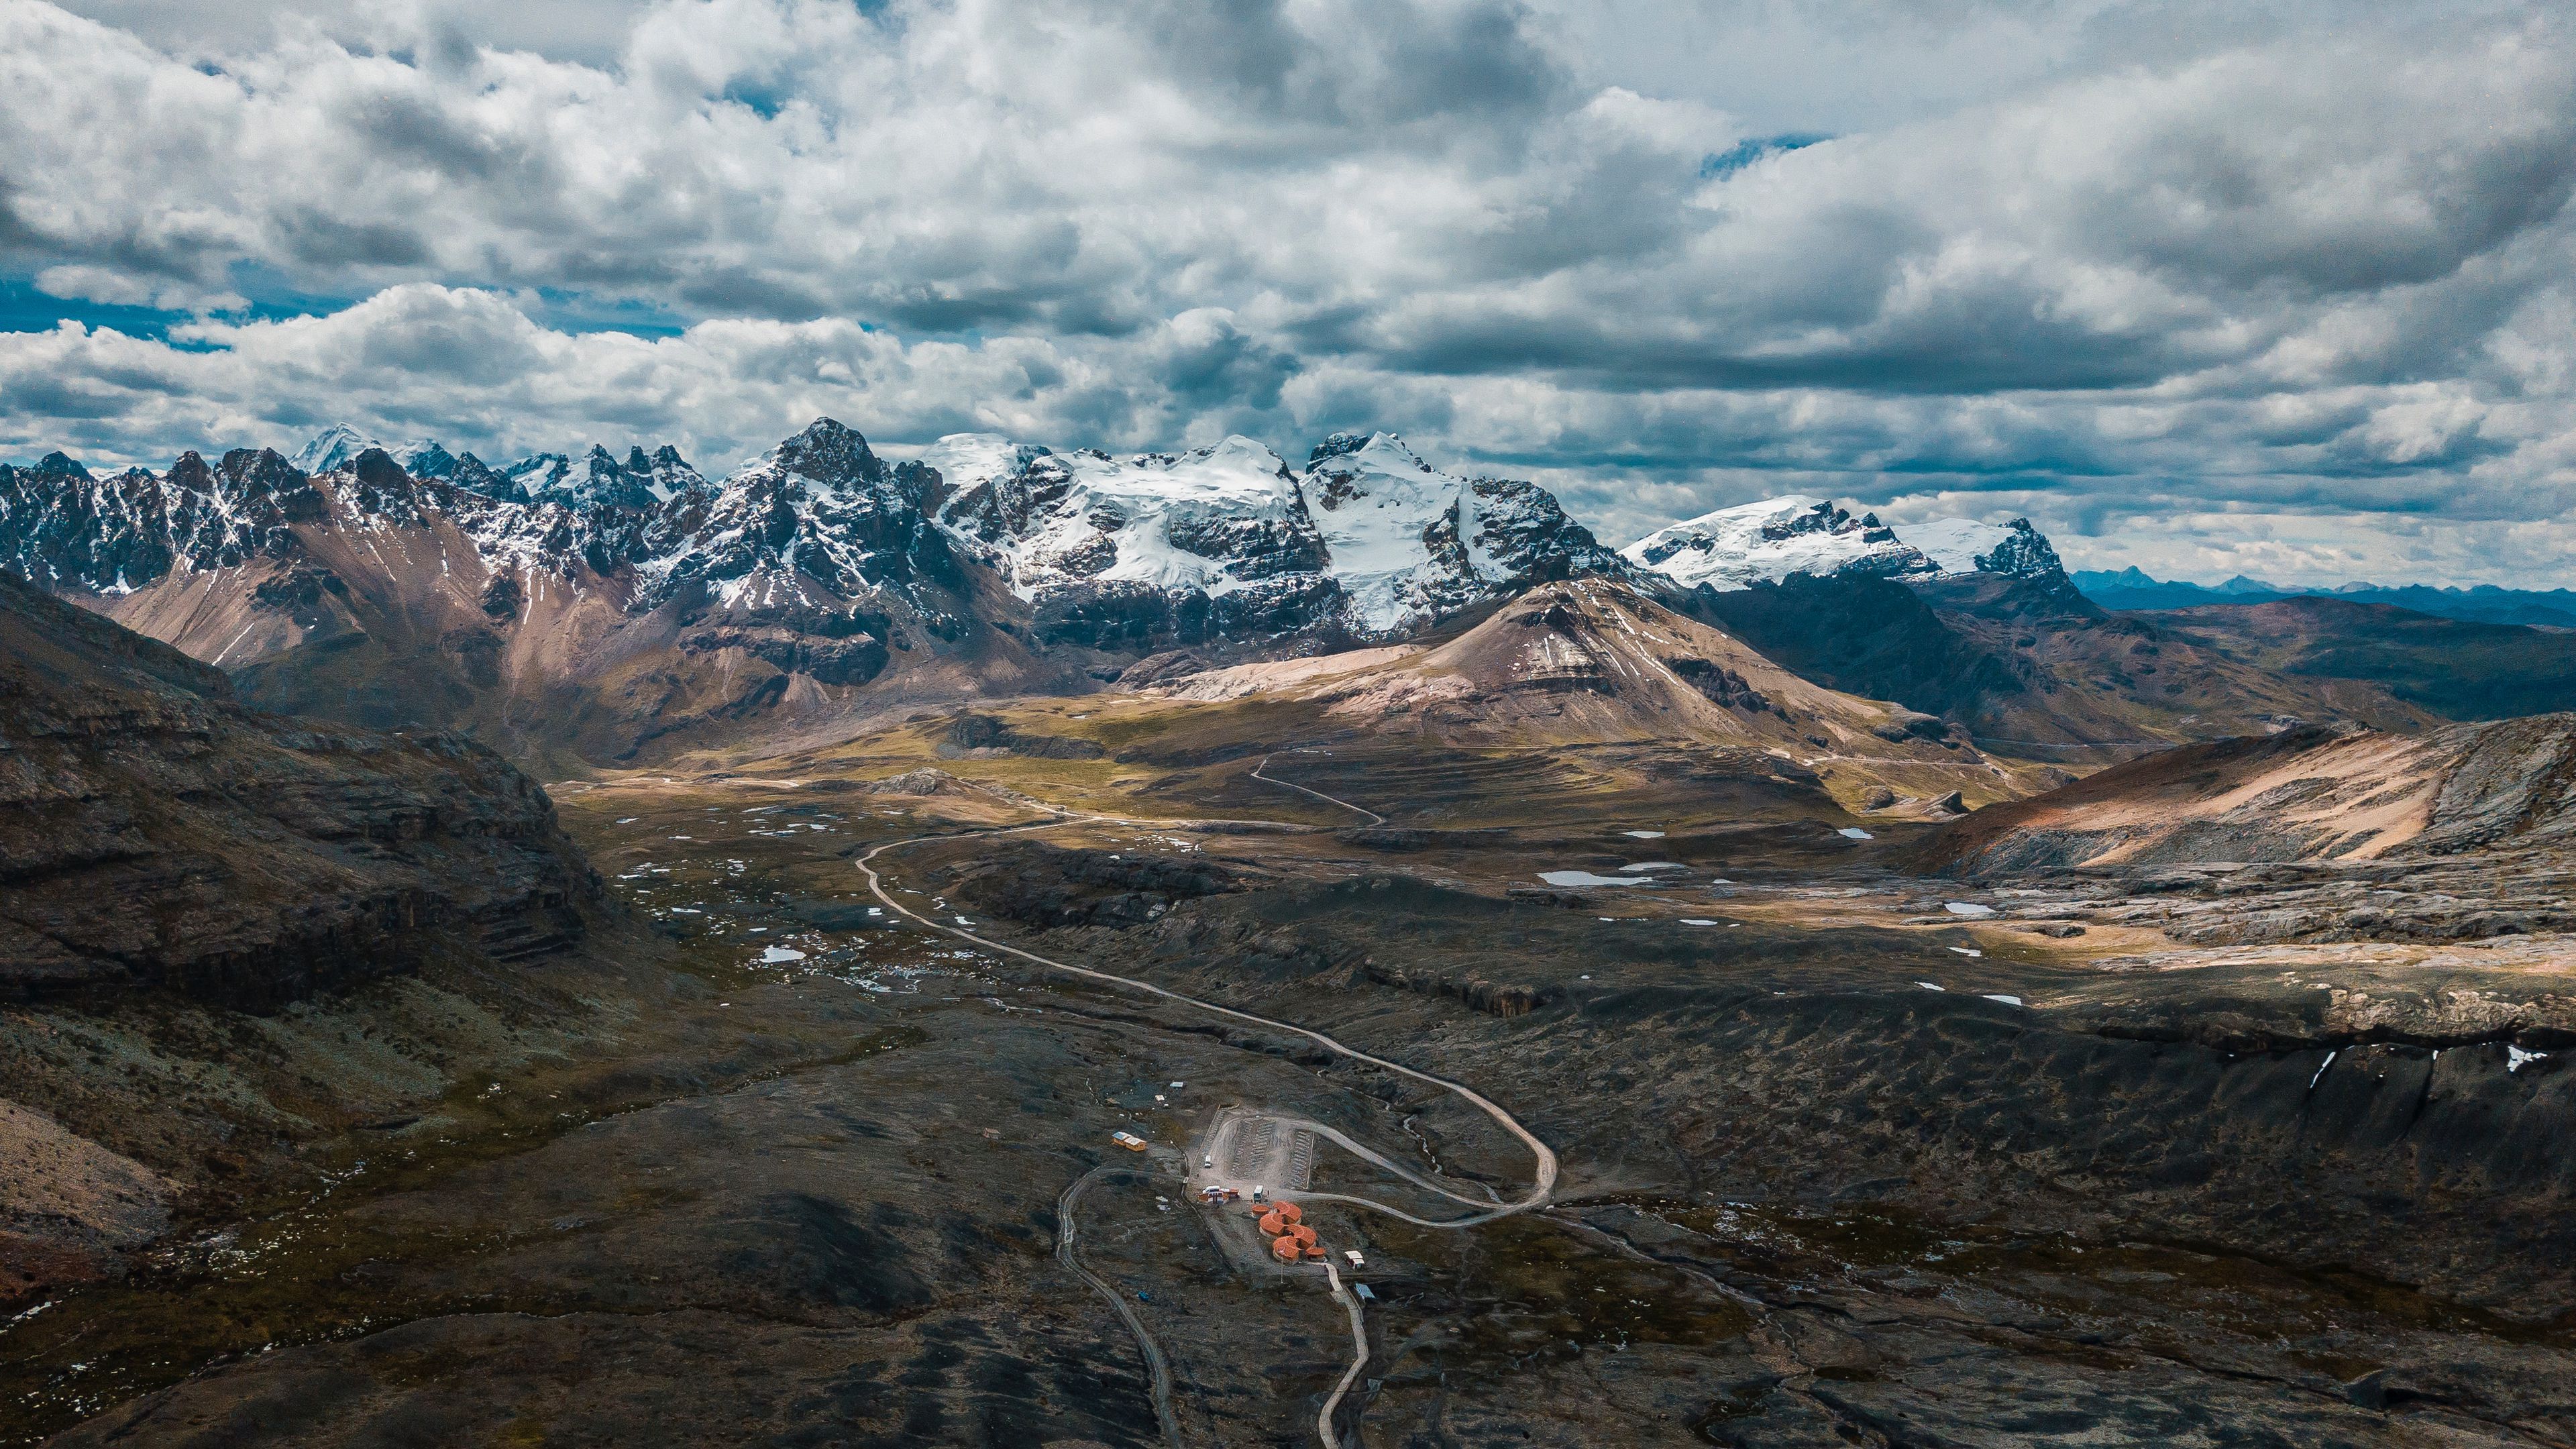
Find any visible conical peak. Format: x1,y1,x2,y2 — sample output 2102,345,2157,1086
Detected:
771,417,882,485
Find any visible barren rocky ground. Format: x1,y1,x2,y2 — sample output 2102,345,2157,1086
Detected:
5,751,2569,1446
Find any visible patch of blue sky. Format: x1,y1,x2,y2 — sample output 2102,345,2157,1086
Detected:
720,80,786,119
519,288,692,339
0,277,220,345
221,260,364,324
1699,133,1831,180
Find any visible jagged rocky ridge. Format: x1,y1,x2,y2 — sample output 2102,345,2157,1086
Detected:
9,417,2494,771
0,417,978,666
3,417,2089,666
289,425,711,508
1,421,1633,660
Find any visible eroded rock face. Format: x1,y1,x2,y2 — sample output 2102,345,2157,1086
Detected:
0,569,596,1010
678,602,893,686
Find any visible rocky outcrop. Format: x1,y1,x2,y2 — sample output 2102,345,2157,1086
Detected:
0,568,596,1010
945,842,1245,928
938,712,1105,759
1361,960,1562,1017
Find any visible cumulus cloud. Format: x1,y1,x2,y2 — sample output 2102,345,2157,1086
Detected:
2,0,2573,586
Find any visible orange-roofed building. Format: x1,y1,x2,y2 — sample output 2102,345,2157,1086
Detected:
1275,1202,1303,1226
1257,1209,1287,1236
1291,1224,1318,1247
1271,1235,1302,1263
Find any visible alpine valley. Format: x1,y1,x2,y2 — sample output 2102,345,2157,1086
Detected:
5,419,2576,1449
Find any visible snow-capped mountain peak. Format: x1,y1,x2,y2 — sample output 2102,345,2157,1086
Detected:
290,425,458,482
922,427,1621,641
635,417,953,612
1297,431,1477,632
288,424,370,476
1621,496,1927,591
1307,431,1375,465
1622,497,2062,591
934,432,1311,598
1902,517,2062,579
768,417,881,486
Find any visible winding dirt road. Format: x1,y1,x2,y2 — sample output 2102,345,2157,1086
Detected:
853,787,1556,1447
1056,1165,1185,1449
1318,1260,1370,1449
853,837,1556,1215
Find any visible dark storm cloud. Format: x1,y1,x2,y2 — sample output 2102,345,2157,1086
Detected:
5,0,2576,584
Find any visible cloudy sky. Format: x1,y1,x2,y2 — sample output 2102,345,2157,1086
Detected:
2,0,2570,586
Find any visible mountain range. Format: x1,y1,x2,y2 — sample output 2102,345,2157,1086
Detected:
2074,568,2576,628
3,419,2567,769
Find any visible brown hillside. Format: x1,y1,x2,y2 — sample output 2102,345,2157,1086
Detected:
1917,714,2576,874
0,567,596,1008
80,470,1079,770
